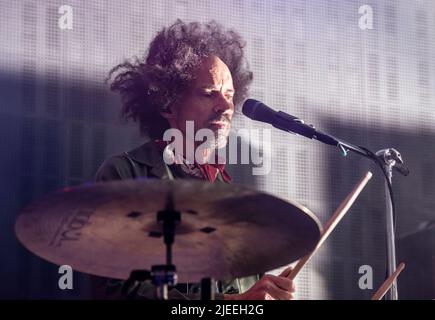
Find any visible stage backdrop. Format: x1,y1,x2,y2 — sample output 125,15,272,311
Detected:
0,0,434,299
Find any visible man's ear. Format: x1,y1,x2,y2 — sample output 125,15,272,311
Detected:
160,105,176,119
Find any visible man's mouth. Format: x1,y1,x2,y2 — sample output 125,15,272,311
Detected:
209,121,229,129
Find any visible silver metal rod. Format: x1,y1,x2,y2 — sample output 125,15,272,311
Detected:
381,159,398,300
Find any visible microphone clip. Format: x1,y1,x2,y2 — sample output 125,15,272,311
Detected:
375,148,410,176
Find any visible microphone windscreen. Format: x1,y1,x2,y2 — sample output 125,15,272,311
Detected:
242,99,276,125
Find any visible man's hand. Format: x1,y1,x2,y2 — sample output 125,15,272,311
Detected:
224,266,295,300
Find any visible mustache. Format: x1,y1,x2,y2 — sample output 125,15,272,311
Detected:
208,114,231,124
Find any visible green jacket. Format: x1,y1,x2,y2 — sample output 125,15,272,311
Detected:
93,140,259,300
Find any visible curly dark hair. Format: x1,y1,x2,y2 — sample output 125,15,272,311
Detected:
108,20,253,139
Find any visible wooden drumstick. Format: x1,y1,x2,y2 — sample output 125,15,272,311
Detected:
288,171,373,280
371,262,405,300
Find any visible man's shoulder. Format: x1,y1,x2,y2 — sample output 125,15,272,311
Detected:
94,141,161,182
126,140,162,166
94,154,135,182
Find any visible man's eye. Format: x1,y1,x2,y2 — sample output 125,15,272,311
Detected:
202,91,233,100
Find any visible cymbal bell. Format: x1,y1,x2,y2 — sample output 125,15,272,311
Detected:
15,179,322,283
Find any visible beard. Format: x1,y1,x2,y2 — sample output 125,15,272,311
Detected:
199,126,230,151
192,126,229,165
205,115,232,149
207,116,231,150
211,126,230,149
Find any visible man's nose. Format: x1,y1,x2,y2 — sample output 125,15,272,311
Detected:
213,92,233,114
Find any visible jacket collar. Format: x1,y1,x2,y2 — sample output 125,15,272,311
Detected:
127,140,230,182
126,141,170,179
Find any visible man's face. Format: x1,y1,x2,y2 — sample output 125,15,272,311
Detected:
164,55,235,149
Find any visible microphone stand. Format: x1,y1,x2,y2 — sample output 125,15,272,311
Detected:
315,133,409,300
374,148,406,300
244,101,410,299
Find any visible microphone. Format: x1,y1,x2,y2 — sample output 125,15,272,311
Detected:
242,99,410,176
242,99,339,146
